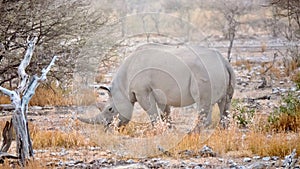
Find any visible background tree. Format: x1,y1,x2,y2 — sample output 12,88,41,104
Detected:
0,0,108,88
269,0,300,67
212,0,255,62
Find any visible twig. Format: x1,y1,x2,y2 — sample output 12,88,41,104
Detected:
261,52,278,74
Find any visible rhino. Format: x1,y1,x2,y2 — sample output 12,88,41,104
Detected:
78,44,235,130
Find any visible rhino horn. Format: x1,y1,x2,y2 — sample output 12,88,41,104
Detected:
77,113,105,125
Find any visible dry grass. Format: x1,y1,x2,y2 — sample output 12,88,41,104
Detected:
0,84,73,106
233,59,252,70
0,121,92,149
1,159,48,169
284,60,298,76
73,88,98,106
259,64,282,78
247,131,300,157
268,113,300,132
171,127,300,158
0,84,99,106
261,41,267,53
31,129,87,149
0,94,10,104
292,70,300,89
29,84,73,106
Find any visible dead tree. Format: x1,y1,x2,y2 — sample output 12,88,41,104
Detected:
0,37,57,165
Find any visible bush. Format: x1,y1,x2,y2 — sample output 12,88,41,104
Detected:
292,71,300,90
268,92,300,132
231,99,255,128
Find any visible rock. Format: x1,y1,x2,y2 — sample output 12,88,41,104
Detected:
283,149,297,168
0,104,14,111
89,146,101,151
126,159,134,164
248,162,267,169
228,160,237,168
262,156,271,161
243,157,251,163
218,158,224,162
290,87,297,92
252,156,261,160
279,88,287,93
272,88,280,94
30,106,43,110
199,145,216,157
194,166,203,169
178,149,195,157
271,156,279,161
113,164,148,169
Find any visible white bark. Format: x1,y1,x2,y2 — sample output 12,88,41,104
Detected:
0,37,57,165
17,37,38,94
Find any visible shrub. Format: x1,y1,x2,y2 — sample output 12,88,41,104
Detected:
292,71,300,89
268,92,300,132
231,99,255,128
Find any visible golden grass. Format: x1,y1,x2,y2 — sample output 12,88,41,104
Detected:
171,128,300,158
0,83,99,106
29,84,73,106
233,60,252,71
247,131,300,157
1,159,48,169
31,129,86,149
0,84,74,106
261,41,267,53
0,94,10,104
284,60,298,76
0,121,93,149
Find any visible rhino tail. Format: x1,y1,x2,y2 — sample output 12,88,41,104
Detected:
77,113,102,124
225,60,235,100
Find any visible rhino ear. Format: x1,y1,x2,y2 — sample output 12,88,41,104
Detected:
100,86,112,97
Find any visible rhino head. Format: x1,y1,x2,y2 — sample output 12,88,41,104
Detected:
78,86,123,128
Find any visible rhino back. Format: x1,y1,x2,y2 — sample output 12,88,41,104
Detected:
112,44,230,106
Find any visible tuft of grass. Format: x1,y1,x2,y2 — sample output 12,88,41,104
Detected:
292,71,300,89
171,128,300,158
267,92,300,132
233,59,252,70
31,130,86,149
247,132,300,157
29,84,73,106
29,124,90,149
1,159,48,169
0,83,73,106
261,41,267,52
0,94,10,104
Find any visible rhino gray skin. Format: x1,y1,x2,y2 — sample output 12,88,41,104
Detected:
78,44,235,130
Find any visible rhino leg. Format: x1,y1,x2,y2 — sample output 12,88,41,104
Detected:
157,104,171,122
136,93,160,125
192,103,212,133
217,97,227,128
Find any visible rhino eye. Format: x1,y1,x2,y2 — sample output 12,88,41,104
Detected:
108,107,113,112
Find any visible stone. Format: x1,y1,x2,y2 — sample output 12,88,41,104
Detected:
248,162,267,169
112,164,148,169
271,156,279,161
243,157,251,163
252,156,261,160
262,156,271,161
126,159,134,164
199,145,216,157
